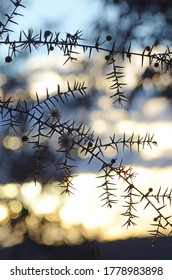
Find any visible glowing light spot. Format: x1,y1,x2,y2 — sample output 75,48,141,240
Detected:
14,222,26,236
25,214,40,230
92,119,107,134
150,122,172,152
44,213,60,222
41,223,60,245
3,136,22,150
59,174,115,230
2,183,18,198
9,200,22,214
31,194,59,216
29,71,62,99
20,181,42,203
116,120,138,134
0,203,9,223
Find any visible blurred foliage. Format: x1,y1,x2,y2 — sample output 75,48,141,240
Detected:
92,0,172,47
91,0,172,104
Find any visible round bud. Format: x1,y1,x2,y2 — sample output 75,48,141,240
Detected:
145,46,151,51
154,62,159,68
111,158,116,164
5,56,12,63
127,53,131,58
44,30,52,38
21,135,29,142
105,55,110,61
88,141,93,148
106,35,112,41
66,33,71,38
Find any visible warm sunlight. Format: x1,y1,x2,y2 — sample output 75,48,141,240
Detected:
0,0,171,255
1,68,172,244
30,193,59,216
20,182,42,204
0,203,9,223
29,71,63,100
1,183,19,199
0,164,171,245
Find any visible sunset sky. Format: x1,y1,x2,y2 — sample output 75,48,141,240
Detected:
0,0,171,247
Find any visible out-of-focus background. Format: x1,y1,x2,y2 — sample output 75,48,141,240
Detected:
0,0,172,259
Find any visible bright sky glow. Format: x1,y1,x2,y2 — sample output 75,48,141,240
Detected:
20,181,42,204
1,53,172,245
0,164,171,245
30,193,59,216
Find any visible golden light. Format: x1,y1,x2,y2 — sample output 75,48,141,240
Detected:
57,168,171,241
1,183,19,199
0,44,171,245
44,212,60,222
26,54,66,100
14,222,27,236
25,214,40,230
20,181,42,204
9,200,22,214
3,136,22,150
41,223,65,245
59,174,119,232
29,71,63,100
0,203,9,223
0,167,171,244
62,226,84,245
30,193,59,216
